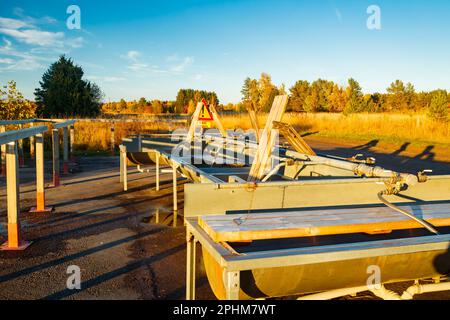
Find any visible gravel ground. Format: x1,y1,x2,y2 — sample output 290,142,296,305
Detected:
0,139,449,300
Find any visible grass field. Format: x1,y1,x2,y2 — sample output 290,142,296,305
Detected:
72,113,450,158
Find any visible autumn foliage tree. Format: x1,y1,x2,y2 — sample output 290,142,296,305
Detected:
0,80,36,120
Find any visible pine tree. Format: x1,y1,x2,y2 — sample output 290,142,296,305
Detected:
34,55,103,117
428,90,449,122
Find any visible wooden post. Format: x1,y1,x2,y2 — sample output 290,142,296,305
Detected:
110,123,115,156
52,129,60,187
0,142,31,250
70,125,75,162
62,126,69,174
30,133,52,213
0,125,5,177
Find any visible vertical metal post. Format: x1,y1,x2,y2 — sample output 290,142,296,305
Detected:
186,231,196,300
0,125,5,177
62,126,69,174
172,163,177,226
225,271,240,300
172,163,177,211
155,151,160,191
119,144,124,183
155,208,160,224
137,133,142,152
110,123,115,156
29,122,35,160
18,124,24,167
52,129,60,187
0,142,31,250
70,125,75,162
120,145,127,191
30,133,52,213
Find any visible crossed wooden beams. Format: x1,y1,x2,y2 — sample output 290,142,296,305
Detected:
247,95,317,182
187,99,227,142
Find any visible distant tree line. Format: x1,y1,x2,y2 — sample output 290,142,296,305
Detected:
175,89,219,114
101,98,172,114
241,73,449,121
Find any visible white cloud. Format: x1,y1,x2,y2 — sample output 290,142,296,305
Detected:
170,56,194,73
0,38,44,71
0,28,64,46
86,75,126,82
0,17,30,29
192,74,203,80
66,36,84,48
0,57,14,64
0,13,84,50
128,62,149,72
13,7,57,26
121,50,141,62
166,53,179,62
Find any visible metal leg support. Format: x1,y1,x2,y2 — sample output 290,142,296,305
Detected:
186,231,197,300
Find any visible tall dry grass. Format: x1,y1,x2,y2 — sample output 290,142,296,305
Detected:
73,120,186,151
72,113,450,152
222,113,450,146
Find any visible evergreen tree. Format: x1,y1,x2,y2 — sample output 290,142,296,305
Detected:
34,55,103,117
344,78,364,114
428,90,449,122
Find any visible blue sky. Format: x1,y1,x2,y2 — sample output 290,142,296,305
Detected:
0,0,449,103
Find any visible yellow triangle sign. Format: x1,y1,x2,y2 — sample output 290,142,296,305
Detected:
198,99,214,121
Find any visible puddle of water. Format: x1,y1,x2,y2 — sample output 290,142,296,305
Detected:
141,209,183,227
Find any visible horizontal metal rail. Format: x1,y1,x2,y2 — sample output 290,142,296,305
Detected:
0,126,48,145
0,119,36,125
52,120,76,129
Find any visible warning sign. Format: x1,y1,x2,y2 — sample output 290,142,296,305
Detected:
198,98,214,121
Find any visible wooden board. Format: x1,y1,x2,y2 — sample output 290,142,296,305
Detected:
198,203,450,242
247,95,288,181
273,121,316,156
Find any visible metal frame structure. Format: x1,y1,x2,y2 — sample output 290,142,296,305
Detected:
118,98,450,300
185,217,450,300
0,126,48,250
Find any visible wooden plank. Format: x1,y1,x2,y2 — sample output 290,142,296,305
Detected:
198,203,450,242
273,121,316,156
187,102,203,142
248,95,288,181
246,101,260,142
209,103,227,138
